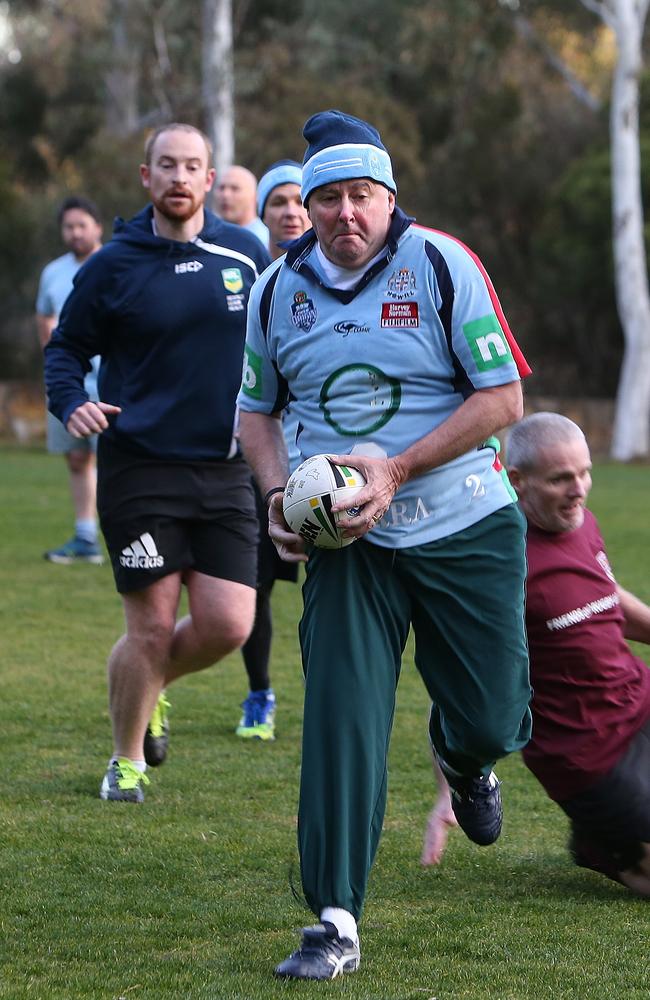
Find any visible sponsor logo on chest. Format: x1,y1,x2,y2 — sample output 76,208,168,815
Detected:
381,302,419,328
175,260,203,274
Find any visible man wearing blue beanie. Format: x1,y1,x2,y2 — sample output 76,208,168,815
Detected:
238,109,533,979
257,159,310,259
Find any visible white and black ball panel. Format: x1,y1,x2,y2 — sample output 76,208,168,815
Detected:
283,454,366,549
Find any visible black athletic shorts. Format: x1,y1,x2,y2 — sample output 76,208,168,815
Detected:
97,438,258,594
560,715,650,876
253,481,299,588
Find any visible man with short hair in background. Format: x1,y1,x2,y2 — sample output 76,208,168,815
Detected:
215,164,269,246
45,123,270,804
506,412,650,896
36,196,104,564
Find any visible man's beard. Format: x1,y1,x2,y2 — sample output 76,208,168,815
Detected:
69,239,98,260
153,188,203,224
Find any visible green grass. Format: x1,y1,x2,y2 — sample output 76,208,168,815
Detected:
1,446,648,1000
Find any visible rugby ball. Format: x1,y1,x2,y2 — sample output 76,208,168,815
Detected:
283,454,366,549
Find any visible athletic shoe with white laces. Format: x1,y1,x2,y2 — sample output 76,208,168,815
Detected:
99,758,150,803
44,535,104,564
448,770,503,846
143,691,170,766
275,922,360,980
235,688,276,741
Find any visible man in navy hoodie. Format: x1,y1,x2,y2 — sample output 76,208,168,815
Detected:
45,123,271,802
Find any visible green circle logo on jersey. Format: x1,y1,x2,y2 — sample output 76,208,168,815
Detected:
320,364,401,436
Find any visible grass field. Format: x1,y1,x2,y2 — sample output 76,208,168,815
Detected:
1,446,648,1000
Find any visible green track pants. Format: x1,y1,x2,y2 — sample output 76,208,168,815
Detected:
297,504,532,920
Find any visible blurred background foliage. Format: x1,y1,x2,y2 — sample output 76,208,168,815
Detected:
0,0,647,397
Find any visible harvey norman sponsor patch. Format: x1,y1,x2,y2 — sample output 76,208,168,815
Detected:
381,302,419,328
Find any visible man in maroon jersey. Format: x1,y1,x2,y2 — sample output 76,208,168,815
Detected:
422,411,650,892
505,411,650,895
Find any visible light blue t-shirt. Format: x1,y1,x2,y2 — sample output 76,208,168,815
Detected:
244,216,270,247
238,220,521,548
36,252,100,399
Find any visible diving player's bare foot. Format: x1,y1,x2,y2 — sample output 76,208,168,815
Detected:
421,755,458,866
421,790,458,866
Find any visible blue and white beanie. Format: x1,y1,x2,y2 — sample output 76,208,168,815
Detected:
257,160,303,218
301,110,397,204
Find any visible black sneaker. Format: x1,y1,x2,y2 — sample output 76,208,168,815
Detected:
449,770,503,846
143,691,170,767
275,922,360,980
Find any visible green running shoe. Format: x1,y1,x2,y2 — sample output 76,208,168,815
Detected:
144,691,170,766
100,758,150,803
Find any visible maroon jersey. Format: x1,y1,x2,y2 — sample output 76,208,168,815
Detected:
523,508,650,801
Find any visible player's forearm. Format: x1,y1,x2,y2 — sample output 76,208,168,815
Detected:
239,410,290,496
618,586,650,644
389,381,523,488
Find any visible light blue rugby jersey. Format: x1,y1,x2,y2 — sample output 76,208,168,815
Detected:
238,208,521,547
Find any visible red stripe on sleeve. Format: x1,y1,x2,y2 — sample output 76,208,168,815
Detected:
415,224,532,378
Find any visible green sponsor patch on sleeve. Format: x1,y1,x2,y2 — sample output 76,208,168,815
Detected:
241,344,263,399
462,313,513,372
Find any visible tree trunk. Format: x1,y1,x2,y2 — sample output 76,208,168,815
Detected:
104,0,139,137
607,0,650,458
202,0,234,206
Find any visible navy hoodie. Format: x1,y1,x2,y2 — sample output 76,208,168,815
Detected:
45,205,271,461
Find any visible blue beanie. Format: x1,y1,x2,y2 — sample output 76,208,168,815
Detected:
301,110,396,204
257,160,303,218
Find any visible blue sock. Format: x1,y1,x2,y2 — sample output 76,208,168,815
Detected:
75,519,97,544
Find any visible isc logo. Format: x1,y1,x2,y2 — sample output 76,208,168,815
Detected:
175,261,204,274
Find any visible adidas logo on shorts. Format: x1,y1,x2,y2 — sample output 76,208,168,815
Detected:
119,532,164,570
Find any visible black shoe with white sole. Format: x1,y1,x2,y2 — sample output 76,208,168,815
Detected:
449,770,503,846
275,922,360,980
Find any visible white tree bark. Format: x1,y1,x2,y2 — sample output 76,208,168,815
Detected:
202,0,234,202
582,0,650,458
